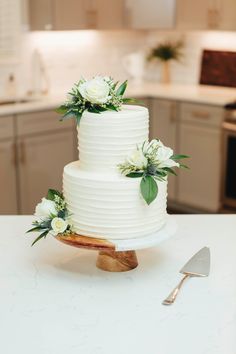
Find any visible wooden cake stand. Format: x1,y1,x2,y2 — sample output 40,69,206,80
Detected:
56,216,177,272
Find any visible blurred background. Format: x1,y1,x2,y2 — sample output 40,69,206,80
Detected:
1,0,236,215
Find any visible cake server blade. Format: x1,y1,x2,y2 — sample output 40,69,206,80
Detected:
180,246,211,277
162,247,211,305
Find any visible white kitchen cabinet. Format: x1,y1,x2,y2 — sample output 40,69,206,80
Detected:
125,0,176,29
18,129,76,214
0,140,18,214
150,99,178,201
178,103,222,212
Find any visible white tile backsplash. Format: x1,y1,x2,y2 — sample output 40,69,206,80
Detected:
1,29,236,97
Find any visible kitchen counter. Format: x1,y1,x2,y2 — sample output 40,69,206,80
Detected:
1,215,235,354
0,83,236,117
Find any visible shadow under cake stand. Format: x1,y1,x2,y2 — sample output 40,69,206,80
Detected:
56,217,177,272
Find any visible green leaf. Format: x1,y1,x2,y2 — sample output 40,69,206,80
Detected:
88,106,102,114
106,104,119,111
47,189,63,201
126,172,144,178
31,230,49,247
116,80,128,96
55,105,68,114
140,176,158,205
163,167,177,176
26,226,44,233
179,163,190,169
171,154,190,160
122,97,137,104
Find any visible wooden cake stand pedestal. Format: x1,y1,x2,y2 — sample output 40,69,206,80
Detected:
56,216,177,272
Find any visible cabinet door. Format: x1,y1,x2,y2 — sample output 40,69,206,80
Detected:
176,0,209,29
150,99,178,200
0,140,18,214
219,0,236,30
29,0,53,30
18,130,75,214
96,0,124,29
125,0,175,29
178,123,221,212
54,0,87,30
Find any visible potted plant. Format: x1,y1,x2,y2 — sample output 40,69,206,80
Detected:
147,40,183,84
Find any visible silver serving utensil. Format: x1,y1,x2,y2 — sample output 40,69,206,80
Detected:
162,247,210,305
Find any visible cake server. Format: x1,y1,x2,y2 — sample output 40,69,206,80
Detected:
162,246,210,305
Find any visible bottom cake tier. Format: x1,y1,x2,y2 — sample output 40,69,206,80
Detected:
63,161,168,240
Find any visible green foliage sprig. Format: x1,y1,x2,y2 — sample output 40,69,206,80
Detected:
26,189,72,246
56,76,135,125
118,139,189,205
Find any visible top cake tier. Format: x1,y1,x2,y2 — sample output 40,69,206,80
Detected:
78,105,149,173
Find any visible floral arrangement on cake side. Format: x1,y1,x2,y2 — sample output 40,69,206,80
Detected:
56,76,135,124
27,189,73,246
118,139,189,205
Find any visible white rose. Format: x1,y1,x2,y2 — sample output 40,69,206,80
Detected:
51,217,68,234
35,198,57,219
158,159,179,168
128,149,148,170
79,77,110,104
156,146,173,162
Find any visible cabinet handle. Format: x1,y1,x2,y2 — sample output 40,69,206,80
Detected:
19,141,26,164
170,103,177,123
192,111,210,120
12,142,17,166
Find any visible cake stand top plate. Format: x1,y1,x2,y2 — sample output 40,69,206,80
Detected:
56,216,177,252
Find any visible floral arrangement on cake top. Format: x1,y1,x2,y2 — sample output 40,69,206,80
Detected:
56,76,135,124
27,189,73,246
118,139,189,205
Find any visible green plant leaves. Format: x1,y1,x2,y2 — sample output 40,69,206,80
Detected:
140,176,158,205
116,80,128,96
171,154,190,160
31,230,49,247
47,189,63,201
126,172,144,178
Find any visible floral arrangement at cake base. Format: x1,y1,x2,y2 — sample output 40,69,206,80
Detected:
118,139,189,205
27,189,73,246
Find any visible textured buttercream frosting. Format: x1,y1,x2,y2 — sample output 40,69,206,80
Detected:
78,105,149,173
63,105,168,240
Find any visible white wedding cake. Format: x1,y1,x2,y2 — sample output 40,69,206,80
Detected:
63,105,168,240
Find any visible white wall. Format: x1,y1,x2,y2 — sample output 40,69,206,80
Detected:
1,29,236,96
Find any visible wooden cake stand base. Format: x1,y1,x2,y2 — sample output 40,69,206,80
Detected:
56,233,138,272
55,217,177,272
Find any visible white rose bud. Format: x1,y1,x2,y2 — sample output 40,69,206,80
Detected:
79,77,110,104
51,217,68,234
35,198,57,219
128,149,148,170
156,146,173,162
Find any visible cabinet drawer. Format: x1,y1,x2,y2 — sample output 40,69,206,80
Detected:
17,110,74,136
180,102,224,128
0,116,14,139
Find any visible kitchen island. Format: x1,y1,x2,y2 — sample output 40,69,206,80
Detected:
0,215,235,354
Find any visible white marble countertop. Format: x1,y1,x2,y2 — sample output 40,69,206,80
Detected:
1,83,236,117
1,214,235,354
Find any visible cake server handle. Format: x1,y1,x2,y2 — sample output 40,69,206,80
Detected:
162,274,190,305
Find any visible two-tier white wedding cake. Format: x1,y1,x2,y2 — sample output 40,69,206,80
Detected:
63,105,168,240
27,77,187,247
